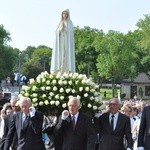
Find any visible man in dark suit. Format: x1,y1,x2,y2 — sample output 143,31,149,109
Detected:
4,96,46,150
98,98,133,150
0,105,13,150
55,96,96,150
137,105,150,150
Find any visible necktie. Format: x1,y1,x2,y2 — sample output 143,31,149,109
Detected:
111,115,114,131
23,115,29,131
72,115,75,129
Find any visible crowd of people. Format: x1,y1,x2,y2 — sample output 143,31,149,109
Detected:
0,95,150,150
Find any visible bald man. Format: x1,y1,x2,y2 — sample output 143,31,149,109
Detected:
4,97,46,150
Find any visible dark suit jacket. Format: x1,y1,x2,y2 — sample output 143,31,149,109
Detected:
0,113,18,150
0,114,10,150
138,105,150,150
4,111,46,150
99,111,133,150
55,112,96,150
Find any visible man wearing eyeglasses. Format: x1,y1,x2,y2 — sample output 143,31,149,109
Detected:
98,98,133,150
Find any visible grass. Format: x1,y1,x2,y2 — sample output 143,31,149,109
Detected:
100,88,120,100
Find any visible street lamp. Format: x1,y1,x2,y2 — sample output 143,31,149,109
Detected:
18,51,22,94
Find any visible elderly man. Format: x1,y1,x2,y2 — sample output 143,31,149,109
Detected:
98,98,133,150
4,96,46,150
55,96,96,150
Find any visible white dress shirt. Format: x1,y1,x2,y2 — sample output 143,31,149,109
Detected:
0,116,5,139
109,112,119,131
71,112,79,125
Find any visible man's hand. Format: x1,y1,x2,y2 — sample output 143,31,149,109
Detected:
62,110,69,120
29,106,36,118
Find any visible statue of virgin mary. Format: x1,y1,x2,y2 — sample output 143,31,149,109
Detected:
50,9,75,73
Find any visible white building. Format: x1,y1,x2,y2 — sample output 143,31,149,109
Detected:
121,73,150,100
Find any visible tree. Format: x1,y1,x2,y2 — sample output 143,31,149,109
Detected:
0,25,18,80
74,26,103,81
21,45,52,79
95,30,137,96
136,14,150,73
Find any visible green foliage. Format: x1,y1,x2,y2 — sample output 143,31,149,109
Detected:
0,25,18,79
136,14,150,73
74,26,103,81
95,30,137,83
21,45,52,79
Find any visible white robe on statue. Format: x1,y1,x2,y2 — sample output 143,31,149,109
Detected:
50,9,75,73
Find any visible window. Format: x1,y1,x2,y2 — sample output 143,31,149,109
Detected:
145,86,150,96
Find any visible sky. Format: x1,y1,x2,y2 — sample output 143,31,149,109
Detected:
0,0,150,50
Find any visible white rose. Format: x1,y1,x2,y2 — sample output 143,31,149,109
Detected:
55,94,59,99
90,96,94,100
32,85,37,91
52,80,57,84
49,74,53,79
63,73,69,78
49,92,54,96
46,80,50,85
29,78,35,84
32,93,38,97
62,103,67,108
32,98,38,102
77,95,81,100
75,80,79,85
39,101,44,106
55,101,60,106
72,89,76,93
68,81,72,85
25,93,29,97
50,101,55,105
79,87,83,92
94,91,99,96
93,106,98,110
95,97,100,102
21,85,27,90
60,96,64,100
48,96,52,100
85,87,90,91
59,88,64,93
36,77,41,83
53,86,57,91
46,86,51,90
69,73,73,77
56,73,61,79
78,74,83,79
42,94,47,98
84,93,88,97
81,80,86,84
33,103,38,107
24,86,30,91
66,89,71,93
41,86,45,91
73,73,79,78
42,78,46,82
44,100,49,105
69,95,73,99
58,80,63,85
90,89,95,93
63,80,67,85
87,103,92,108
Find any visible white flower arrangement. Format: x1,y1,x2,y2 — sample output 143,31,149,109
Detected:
21,71,102,115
